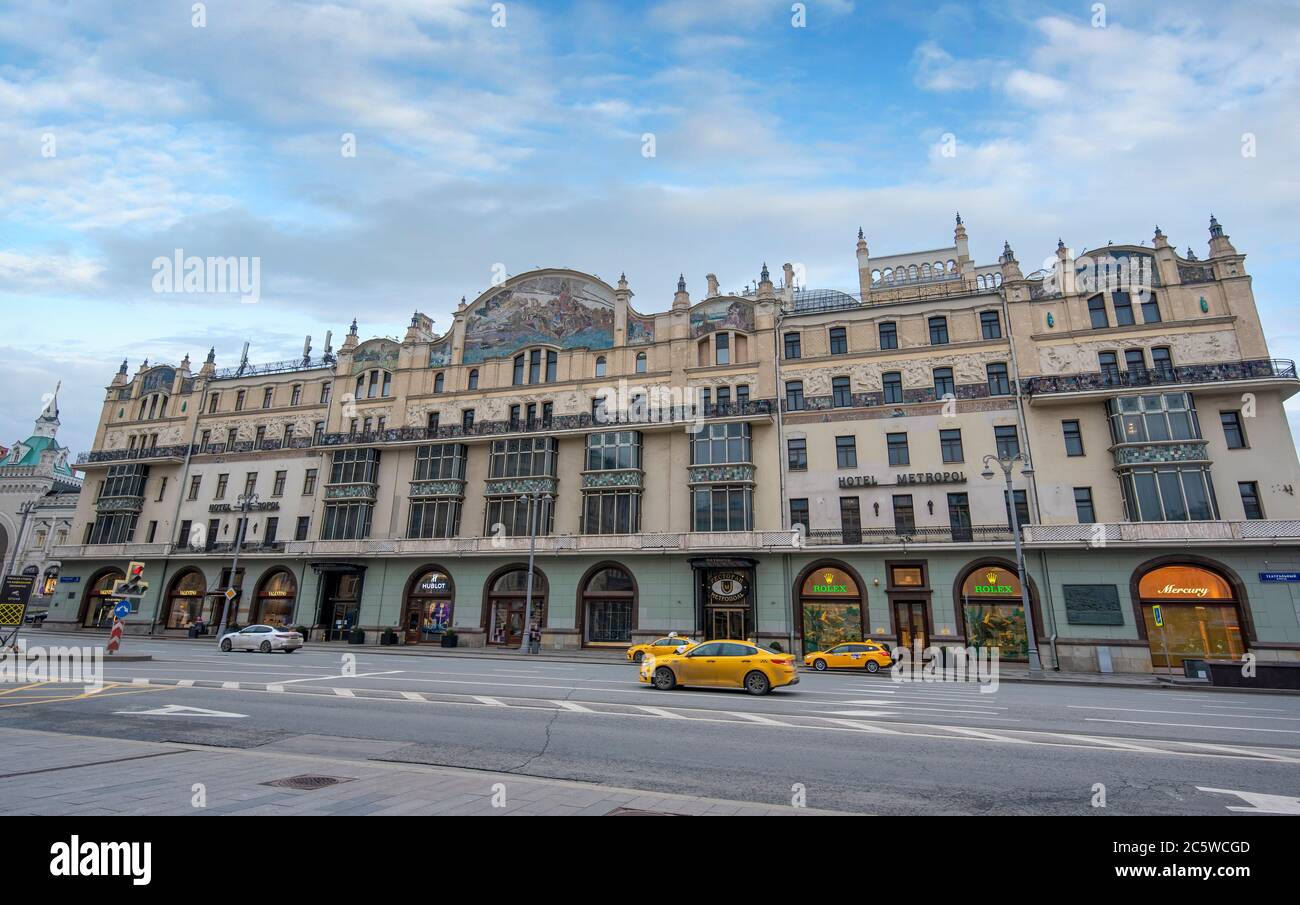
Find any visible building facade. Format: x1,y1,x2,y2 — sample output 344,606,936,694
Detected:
0,391,83,610
46,216,1300,672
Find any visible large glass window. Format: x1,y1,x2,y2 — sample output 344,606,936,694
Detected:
947,493,971,541
1107,393,1201,444
489,437,558,478
1120,466,1218,521
690,422,752,465
320,502,373,540
586,431,641,470
329,448,381,485
414,444,467,481
994,425,1020,459
485,496,555,536
582,567,636,645
408,499,461,538
692,485,753,531
583,491,640,534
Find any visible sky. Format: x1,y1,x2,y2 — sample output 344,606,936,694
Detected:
2,0,1300,459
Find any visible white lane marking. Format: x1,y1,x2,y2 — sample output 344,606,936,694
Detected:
278,670,404,686
1050,734,1170,754
551,700,595,713
1069,705,1300,721
472,696,505,706
943,727,1032,744
177,680,194,687
1086,718,1300,734
401,692,425,702
334,688,355,698
116,704,247,718
221,681,239,689
266,684,285,693
635,706,688,719
817,718,903,734
1196,787,1300,815
1200,704,1290,712
813,710,899,718
723,711,789,725
1177,742,1300,762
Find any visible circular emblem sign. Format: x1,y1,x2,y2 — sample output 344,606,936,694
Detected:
709,572,747,602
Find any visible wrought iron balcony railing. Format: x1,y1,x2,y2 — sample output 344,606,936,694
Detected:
1021,358,1297,397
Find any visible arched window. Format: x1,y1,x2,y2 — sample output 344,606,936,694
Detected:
1134,562,1245,671
253,569,297,627
908,264,919,280
467,369,478,390
883,267,894,282
580,565,636,646
403,566,454,643
81,568,125,628
977,275,987,290
595,356,606,378
635,351,647,374
871,269,882,284
164,569,208,630
484,567,549,646
921,263,932,279
434,372,445,393
797,562,864,656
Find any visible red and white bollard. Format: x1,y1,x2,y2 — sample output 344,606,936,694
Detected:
107,619,124,655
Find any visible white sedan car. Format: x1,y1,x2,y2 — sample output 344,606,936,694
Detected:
219,624,304,653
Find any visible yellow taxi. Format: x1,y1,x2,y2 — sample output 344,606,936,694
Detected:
803,641,894,673
627,634,695,663
639,639,799,695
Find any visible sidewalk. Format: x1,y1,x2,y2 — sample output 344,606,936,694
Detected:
0,727,834,816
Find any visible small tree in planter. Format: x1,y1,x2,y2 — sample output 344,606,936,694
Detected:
381,627,399,646
348,626,366,645
440,629,459,649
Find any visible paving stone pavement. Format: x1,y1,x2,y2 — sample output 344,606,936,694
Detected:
0,727,838,816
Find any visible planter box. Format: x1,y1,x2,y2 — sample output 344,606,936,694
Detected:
441,634,459,648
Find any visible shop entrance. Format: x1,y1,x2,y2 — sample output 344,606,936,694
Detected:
958,563,1030,660
318,571,363,641
796,563,864,655
1137,564,1246,671
710,607,747,640
894,600,928,651
484,567,547,646
403,566,454,644
694,561,756,641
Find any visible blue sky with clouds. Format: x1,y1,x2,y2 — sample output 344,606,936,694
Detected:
2,0,1300,458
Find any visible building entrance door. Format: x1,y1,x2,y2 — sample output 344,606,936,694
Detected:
320,572,362,641
708,607,746,640
894,600,928,652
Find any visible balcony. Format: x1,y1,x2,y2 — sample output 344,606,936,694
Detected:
1026,520,1300,545
1021,358,1298,403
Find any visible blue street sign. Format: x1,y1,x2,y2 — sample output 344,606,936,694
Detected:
114,602,131,619
1152,604,1163,628
1259,572,1300,583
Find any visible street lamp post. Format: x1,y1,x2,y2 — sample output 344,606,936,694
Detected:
980,454,1042,673
518,490,552,654
215,492,258,644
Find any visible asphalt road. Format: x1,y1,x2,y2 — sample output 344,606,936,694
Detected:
3,633,1298,815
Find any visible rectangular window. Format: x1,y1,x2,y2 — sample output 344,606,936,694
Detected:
1220,411,1246,449
1099,351,1120,383
1151,346,1173,378
409,499,464,539
940,428,963,463
887,432,909,467
462,409,475,431
290,385,302,406
715,332,730,365
883,372,903,405
215,473,229,500
787,438,807,470
529,349,541,384
208,393,220,414
1112,291,1135,326
790,498,809,531
1088,294,1108,329
1125,349,1146,372
178,520,192,547
736,384,750,405
947,492,972,541
489,436,559,478
1239,481,1264,519
320,382,332,405
320,502,373,541
581,490,640,535
994,425,1020,459
235,390,246,411
1074,487,1096,523
835,435,857,469
690,422,751,466
1004,489,1031,529
264,517,278,544
1141,293,1161,324
892,494,915,534
585,432,641,471
295,516,310,541
691,485,753,532
878,322,898,350
785,380,805,411
272,470,287,497
146,520,158,544
1062,420,1085,456
244,472,258,496
986,362,1010,395
928,316,949,345
262,387,274,409
839,497,861,544
303,469,318,495
933,367,955,398
188,475,202,501
980,310,1002,339
784,332,801,359
829,327,848,355
832,376,852,407
546,350,557,382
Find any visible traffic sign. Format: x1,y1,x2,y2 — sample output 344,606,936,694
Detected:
114,601,132,619
224,588,237,601
1152,604,1164,627
0,575,35,628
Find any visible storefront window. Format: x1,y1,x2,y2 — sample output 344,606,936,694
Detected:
582,567,635,646
1137,564,1244,669
83,569,124,628
165,570,208,629
799,565,862,655
404,567,454,642
487,568,547,646
960,564,1028,659
255,570,297,627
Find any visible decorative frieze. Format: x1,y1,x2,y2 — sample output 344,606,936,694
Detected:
324,483,378,501
484,477,559,497
1112,441,1210,466
409,479,466,498
581,469,643,490
688,464,755,485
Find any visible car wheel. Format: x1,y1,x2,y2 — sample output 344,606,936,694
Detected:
633,651,644,663
813,658,827,671
652,666,676,690
866,660,880,673
220,639,232,652
260,641,272,653
744,671,772,696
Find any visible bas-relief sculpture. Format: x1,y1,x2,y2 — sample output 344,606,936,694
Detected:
1036,331,1240,374
463,275,615,364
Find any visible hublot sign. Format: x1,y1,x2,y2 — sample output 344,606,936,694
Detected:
838,471,966,488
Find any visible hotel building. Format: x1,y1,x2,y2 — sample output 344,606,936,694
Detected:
46,216,1300,673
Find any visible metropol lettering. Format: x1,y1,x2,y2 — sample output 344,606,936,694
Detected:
838,471,966,488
